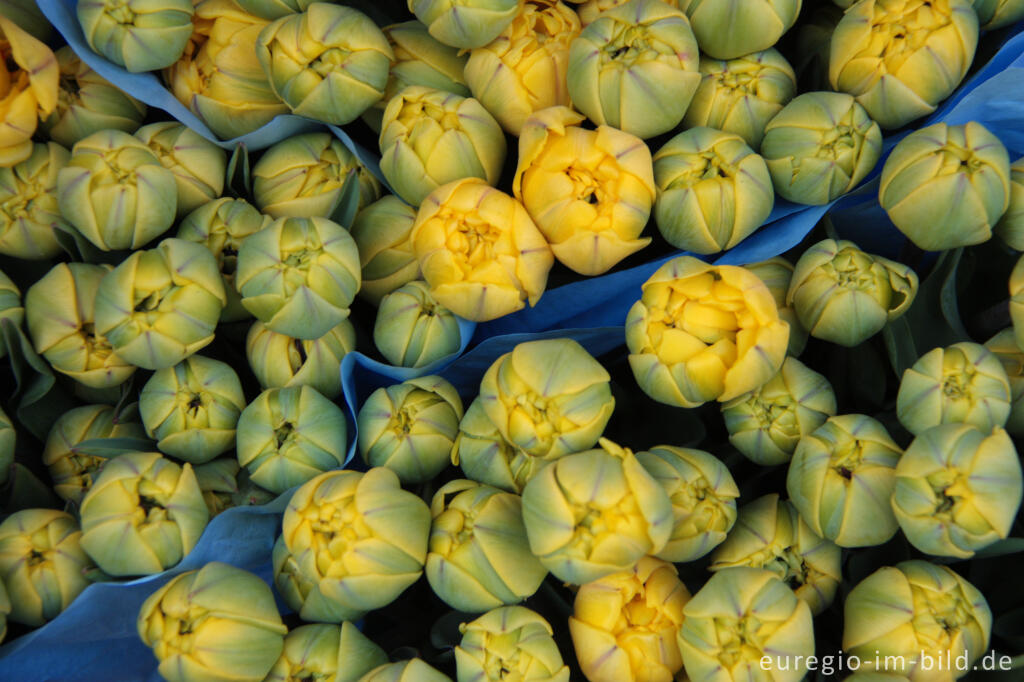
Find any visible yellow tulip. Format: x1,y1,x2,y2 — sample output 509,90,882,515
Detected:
351,195,420,306
678,0,801,60
576,0,682,25
78,0,193,72
383,21,470,104
453,397,541,494
0,15,58,167
264,622,389,682
994,157,1024,249
246,319,356,399
744,257,807,356
0,141,68,259
360,659,453,681
409,0,523,49
374,281,462,368
135,122,227,218
456,606,569,682
984,328,1024,436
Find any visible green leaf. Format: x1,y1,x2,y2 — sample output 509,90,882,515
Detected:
1,319,75,441
429,610,473,651
52,222,105,263
226,143,252,200
329,168,361,230
72,437,158,458
881,316,919,377
0,463,59,514
994,607,1024,649
972,538,1024,559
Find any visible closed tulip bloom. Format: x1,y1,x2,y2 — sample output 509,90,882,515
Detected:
678,0,800,60
787,239,918,347
682,50,797,149
636,445,739,562
78,0,192,72
521,438,672,585
994,157,1024,250
653,126,773,255
409,0,522,49
135,122,227,218
984,328,1024,436
361,659,453,682
427,479,547,612
893,424,1022,558
0,510,93,627
194,459,239,516
57,129,178,250
265,622,389,682
722,357,837,466
479,337,614,460
453,397,541,494
897,342,1011,436
379,87,506,207
351,196,419,305
0,141,67,259
256,4,392,125
79,452,208,576
358,375,464,484
567,0,700,139
880,122,1011,250
464,0,580,136
411,178,554,322
788,414,903,548
830,0,978,129
744,257,807,356
456,606,568,682
843,561,991,678
762,92,882,206
513,106,655,275
576,0,682,25
678,567,814,682
138,561,287,682
236,385,348,494
236,0,315,19
235,215,361,340
972,0,1024,27
94,238,227,370
383,21,471,104
273,535,359,623
246,319,356,399
710,494,842,616
0,16,58,167
374,281,462,368
569,556,689,682
626,256,790,408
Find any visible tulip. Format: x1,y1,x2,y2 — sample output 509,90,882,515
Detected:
972,0,1024,27
0,15,58,167
79,451,209,576
576,0,682,25
236,0,314,20
762,92,882,206
456,606,568,682
512,106,655,275
382,21,470,105
984,328,1024,436
682,49,797,149
897,342,1011,436
409,0,522,49
195,459,275,516
374,281,461,368
880,122,1011,250
256,4,393,125
246,319,356,400
357,375,464,484
464,0,580,136
265,622,389,682
360,660,453,682
253,132,382,219
678,567,814,682
626,255,790,407
995,157,1024,250
830,0,978,129
521,438,672,585
135,122,227,218
42,403,147,505
351,196,420,305
787,414,902,548
78,0,193,72
273,535,359,623
893,424,1022,558
93,238,227,370
567,0,700,139
0,141,67,259
453,397,539,494
787,238,918,347
138,561,287,682
426,479,547,612
635,445,739,562
652,126,773,255
0,268,20,348
379,86,506,207
709,494,842,616
843,561,991,677
722,357,837,466
411,178,553,322
1012,254,1024,351
235,215,361,340
744,257,808,356
236,385,348,494
679,0,800,60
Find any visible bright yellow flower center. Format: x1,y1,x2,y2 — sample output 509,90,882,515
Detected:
664,147,738,190
925,468,971,520
441,208,507,272
861,0,958,77
908,577,976,654
0,163,50,224
713,613,783,668
941,347,976,401
821,247,895,305
566,495,645,559
102,0,137,25
935,138,987,177
311,47,350,77
300,496,374,578
602,25,658,68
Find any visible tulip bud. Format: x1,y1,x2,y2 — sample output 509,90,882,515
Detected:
652,126,773,255
710,494,842,616
680,0,800,60
409,0,521,49
427,479,547,612
134,122,227,218
635,445,739,562
0,16,58,168
374,281,461,369
512,106,655,275
351,196,419,306
762,92,882,205
522,438,672,585
94,238,227,370
972,0,1024,27
79,452,209,576
57,130,178,251
235,0,314,20
358,375,463,484
787,239,918,347
576,0,682,25
678,568,814,682
379,87,506,207
880,121,1012,250
722,357,837,466
0,141,67,260
843,561,990,677
995,157,1024,250
984,328,1024,436
194,458,238,516
236,216,360,340
78,0,193,72
265,622,389,682
383,21,471,105
236,385,348,494
412,178,554,322
257,4,392,125
744,257,808,356
787,414,902,548
626,256,789,407
42,404,147,505
893,424,1022,558
246,319,356,400
479,337,614,460
361,660,453,681
569,556,688,682
138,561,287,682
456,606,568,682
830,0,978,129
273,535,358,623
567,0,700,139
682,49,797,149
453,397,539,494
897,342,1012,436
